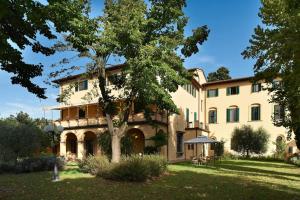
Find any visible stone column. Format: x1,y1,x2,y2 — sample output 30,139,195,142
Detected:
77,140,85,159
60,141,66,157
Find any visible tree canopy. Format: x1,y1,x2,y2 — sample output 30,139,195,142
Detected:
207,66,231,82
231,125,270,157
242,0,300,148
50,0,209,162
0,0,87,98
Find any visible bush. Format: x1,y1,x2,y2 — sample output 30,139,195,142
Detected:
109,155,149,182
144,146,159,155
0,156,65,173
79,155,167,182
78,155,110,176
143,155,167,177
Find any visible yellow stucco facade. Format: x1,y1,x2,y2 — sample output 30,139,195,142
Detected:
47,65,298,161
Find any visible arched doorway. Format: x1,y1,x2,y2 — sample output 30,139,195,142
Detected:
127,128,145,154
66,133,77,159
84,131,97,156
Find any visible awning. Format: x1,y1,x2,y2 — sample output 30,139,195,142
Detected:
184,136,218,144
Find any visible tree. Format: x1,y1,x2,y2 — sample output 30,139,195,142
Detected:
231,125,270,157
242,0,300,149
0,0,87,98
50,0,209,163
207,66,231,82
0,112,49,162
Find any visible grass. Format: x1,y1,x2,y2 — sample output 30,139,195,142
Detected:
0,160,299,200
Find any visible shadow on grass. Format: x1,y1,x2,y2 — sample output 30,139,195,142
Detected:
1,167,300,200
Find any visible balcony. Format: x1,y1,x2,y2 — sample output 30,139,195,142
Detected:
55,112,168,129
186,120,209,131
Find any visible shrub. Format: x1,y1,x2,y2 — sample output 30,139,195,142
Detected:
109,155,149,182
78,155,110,176
0,156,65,173
231,125,270,157
143,155,167,177
215,140,225,157
144,146,159,155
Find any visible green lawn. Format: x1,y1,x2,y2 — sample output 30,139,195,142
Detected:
0,160,299,200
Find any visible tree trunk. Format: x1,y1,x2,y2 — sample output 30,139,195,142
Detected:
111,133,121,163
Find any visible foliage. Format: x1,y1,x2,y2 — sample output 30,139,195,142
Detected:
272,139,287,159
231,125,270,157
242,0,300,148
214,139,225,157
207,66,231,82
109,155,167,182
144,146,159,154
149,129,168,150
0,156,65,174
49,0,209,162
288,154,300,167
78,155,167,182
98,131,133,158
0,0,86,98
0,113,50,162
78,155,110,176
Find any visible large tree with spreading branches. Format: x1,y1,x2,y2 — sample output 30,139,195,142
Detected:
49,0,209,163
0,0,87,98
242,0,300,149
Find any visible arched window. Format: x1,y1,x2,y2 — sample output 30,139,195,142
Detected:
208,108,217,124
251,104,261,121
226,106,239,122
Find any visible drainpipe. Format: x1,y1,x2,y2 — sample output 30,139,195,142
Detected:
166,110,169,161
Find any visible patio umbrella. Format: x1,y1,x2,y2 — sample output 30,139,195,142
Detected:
184,136,219,161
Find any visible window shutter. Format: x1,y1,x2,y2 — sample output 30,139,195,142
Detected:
251,107,254,121
236,108,239,122
194,112,197,121
237,86,240,94
258,83,262,91
226,109,230,122
75,83,78,92
258,106,261,120
216,89,219,97
215,110,217,123
227,88,230,95
207,90,210,97
84,80,88,90
186,108,189,123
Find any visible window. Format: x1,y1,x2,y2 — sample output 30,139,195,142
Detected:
187,144,194,150
79,107,86,119
227,86,239,95
182,84,197,97
251,104,261,121
252,83,261,93
288,146,293,154
227,106,239,122
176,132,184,156
272,80,282,89
274,105,285,121
75,80,88,92
208,109,217,124
207,89,218,97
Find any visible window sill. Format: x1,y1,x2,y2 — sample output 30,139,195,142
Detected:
226,121,239,124
248,120,262,122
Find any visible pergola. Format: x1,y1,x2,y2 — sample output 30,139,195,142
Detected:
184,135,219,161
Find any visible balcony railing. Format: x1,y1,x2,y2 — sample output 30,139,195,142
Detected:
55,112,167,129
186,120,209,130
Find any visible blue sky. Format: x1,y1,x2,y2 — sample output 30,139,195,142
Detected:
0,0,261,119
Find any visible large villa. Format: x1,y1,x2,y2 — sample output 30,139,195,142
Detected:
46,65,298,162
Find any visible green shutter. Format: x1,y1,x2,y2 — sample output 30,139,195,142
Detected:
216,89,219,97
258,106,261,120
186,108,189,123
226,109,230,122
207,90,210,97
227,88,230,96
194,112,197,121
215,110,217,123
237,86,240,94
236,108,239,122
